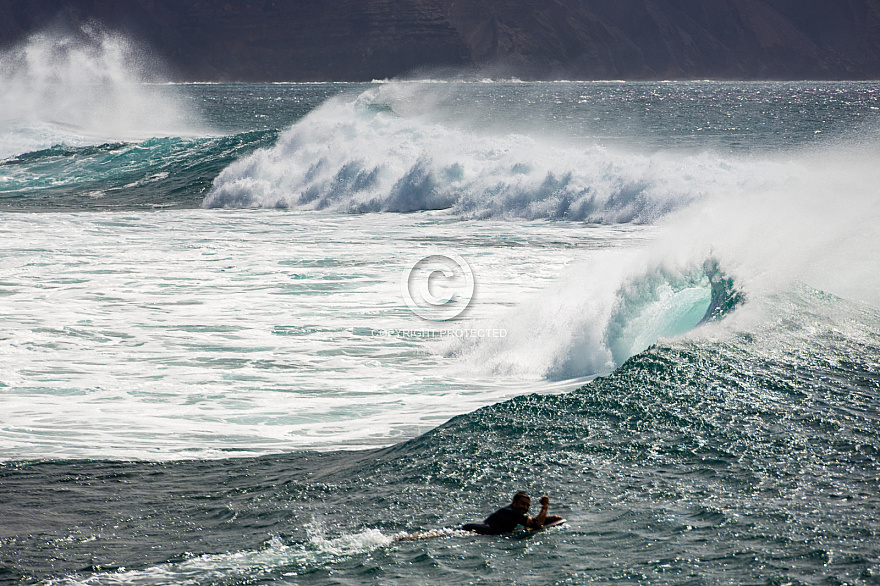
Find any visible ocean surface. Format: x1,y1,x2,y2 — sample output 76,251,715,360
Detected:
2,31,880,585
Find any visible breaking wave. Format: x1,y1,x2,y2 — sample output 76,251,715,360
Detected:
204,85,748,222
449,255,745,380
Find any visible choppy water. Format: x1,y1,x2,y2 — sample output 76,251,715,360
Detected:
1,29,879,586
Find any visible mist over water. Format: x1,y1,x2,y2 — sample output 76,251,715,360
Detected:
0,26,205,158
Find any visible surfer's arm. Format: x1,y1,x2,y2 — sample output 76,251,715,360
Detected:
528,496,550,529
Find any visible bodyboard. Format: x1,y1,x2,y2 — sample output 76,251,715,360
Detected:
512,518,567,539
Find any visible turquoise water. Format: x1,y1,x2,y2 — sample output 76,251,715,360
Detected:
2,31,880,586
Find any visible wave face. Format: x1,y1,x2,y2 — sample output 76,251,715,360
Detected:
0,132,276,210
0,26,223,210
0,29,354,210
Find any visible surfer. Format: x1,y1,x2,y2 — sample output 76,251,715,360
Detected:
461,491,563,535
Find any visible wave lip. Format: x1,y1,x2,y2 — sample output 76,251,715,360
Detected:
603,258,745,368
203,85,732,223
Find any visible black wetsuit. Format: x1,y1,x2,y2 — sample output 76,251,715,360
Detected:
462,505,529,535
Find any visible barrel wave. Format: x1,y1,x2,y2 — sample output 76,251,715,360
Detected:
450,255,747,380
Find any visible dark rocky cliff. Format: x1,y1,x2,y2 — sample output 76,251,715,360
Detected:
1,0,878,80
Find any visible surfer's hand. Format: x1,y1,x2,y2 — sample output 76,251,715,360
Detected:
540,495,550,507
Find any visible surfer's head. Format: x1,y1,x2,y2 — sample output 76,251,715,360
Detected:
512,491,531,513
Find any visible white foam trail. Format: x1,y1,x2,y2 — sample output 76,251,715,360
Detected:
45,527,394,585
0,25,205,158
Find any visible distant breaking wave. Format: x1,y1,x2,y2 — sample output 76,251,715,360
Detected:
0,25,206,159
204,85,742,222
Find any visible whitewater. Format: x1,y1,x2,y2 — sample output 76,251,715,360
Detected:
2,29,879,586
